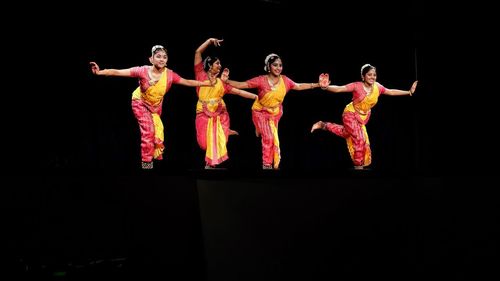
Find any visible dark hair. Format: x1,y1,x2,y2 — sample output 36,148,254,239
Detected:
264,53,280,72
203,56,220,72
361,64,376,76
151,45,167,56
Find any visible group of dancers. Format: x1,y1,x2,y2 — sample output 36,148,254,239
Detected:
90,38,418,170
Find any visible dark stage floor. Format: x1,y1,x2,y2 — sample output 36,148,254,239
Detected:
1,172,497,280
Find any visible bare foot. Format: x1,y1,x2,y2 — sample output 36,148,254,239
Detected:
229,129,239,136
311,121,325,133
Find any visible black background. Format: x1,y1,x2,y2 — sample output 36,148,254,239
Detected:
36,0,438,174
4,1,498,280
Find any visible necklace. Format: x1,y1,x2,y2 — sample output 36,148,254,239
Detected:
149,67,162,85
267,76,280,90
363,84,372,95
208,73,217,85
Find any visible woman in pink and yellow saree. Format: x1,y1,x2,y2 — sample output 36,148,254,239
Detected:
311,64,418,170
90,45,212,169
194,38,257,169
224,53,320,170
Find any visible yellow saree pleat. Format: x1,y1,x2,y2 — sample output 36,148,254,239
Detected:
269,120,281,169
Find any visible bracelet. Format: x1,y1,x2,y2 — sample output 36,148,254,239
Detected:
311,83,314,89
409,90,412,96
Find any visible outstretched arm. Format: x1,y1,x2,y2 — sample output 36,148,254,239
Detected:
89,62,133,77
384,81,418,96
176,77,212,87
292,82,320,91
221,67,251,89
322,85,350,93
225,79,250,89
194,38,223,65
318,73,349,93
229,88,258,100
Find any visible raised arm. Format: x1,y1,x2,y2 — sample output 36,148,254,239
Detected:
89,62,133,77
384,81,418,96
194,38,223,65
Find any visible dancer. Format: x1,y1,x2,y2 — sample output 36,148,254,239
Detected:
224,53,320,169
194,38,257,169
311,64,418,170
90,45,212,169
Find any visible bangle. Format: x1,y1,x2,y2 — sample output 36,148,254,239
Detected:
409,90,412,96
310,83,314,89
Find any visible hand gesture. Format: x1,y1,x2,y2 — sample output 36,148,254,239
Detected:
409,80,418,95
89,62,100,75
319,73,330,89
221,68,230,82
311,121,325,133
210,38,224,47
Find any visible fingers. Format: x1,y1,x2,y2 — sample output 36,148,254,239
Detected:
89,62,99,74
319,73,330,88
311,121,324,133
211,38,224,47
220,68,230,82
411,81,418,92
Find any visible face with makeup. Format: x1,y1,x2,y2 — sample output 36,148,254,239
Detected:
150,45,168,70
268,58,283,77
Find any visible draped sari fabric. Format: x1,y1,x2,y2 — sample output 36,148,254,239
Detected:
251,76,287,169
195,79,230,166
131,69,168,162
324,83,380,167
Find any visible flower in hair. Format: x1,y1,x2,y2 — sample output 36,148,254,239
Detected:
264,53,279,71
265,53,279,65
151,45,165,54
203,56,211,70
360,63,372,75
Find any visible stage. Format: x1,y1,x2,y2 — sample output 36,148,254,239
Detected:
2,171,496,280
